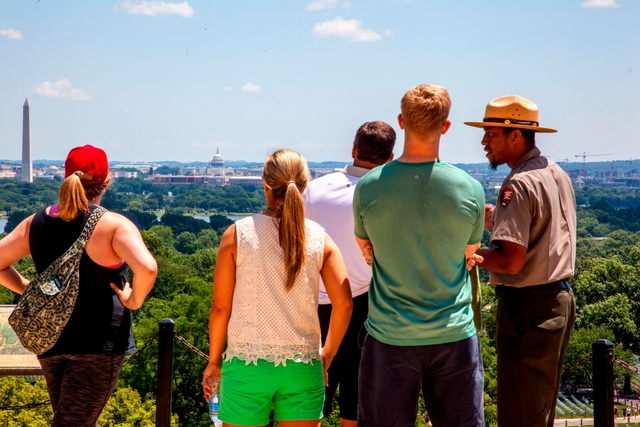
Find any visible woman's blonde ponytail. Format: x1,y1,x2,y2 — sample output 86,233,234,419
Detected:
58,172,89,221
262,150,310,290
280,180,307,290
57,172,111,221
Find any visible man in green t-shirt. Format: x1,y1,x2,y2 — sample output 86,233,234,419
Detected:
353,84,485,427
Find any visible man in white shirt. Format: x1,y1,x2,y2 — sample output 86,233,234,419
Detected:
304,121,395,427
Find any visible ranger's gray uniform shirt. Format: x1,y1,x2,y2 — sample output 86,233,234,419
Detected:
490,147,577,287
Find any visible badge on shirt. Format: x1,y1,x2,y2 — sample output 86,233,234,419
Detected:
499,187,514,207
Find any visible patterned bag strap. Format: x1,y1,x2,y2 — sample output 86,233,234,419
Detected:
77,206,108,246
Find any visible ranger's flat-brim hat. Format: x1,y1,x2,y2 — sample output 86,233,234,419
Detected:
464,95,557,133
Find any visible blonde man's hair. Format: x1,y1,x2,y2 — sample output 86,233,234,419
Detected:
400,84,451,136
262,149,310,290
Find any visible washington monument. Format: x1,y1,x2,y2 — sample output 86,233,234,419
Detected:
22,98,32,182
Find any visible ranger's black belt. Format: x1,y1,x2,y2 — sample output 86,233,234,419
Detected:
496,279,571,293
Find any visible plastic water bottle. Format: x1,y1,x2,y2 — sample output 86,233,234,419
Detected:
209,393,221,425
207,377,222,426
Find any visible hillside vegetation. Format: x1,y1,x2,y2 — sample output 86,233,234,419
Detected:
1,179,640,426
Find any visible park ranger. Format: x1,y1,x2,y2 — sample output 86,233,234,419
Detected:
466,95,577,427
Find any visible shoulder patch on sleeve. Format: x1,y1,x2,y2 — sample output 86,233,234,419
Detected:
499,187,514,207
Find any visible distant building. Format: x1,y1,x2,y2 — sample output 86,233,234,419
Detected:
222,176,262,188
111,163,158,173
208,148,234,175
179,166,208,175
149,174,262,188
37,165,64,180
0,165,18,178
111,170,138,179
150,175,207,185
467,172,489,181
309,168,339,179
176,148,235,176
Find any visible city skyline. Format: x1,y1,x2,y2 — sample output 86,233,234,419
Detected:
1,1,638,164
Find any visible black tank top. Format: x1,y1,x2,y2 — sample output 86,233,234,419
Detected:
29,206,136,356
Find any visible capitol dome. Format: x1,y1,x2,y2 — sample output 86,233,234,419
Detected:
210,148,224,167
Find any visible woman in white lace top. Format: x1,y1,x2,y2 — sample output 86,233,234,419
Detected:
203,149,353,427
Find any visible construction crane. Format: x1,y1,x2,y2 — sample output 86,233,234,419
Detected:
574,152,612,177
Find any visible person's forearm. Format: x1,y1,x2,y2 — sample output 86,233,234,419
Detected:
208,305,232,365
476,248,523,275
0,267,28,295
322,299,353,360
128,265,157,309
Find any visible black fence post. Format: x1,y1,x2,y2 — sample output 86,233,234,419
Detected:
593,339,614,427
157,318,175,427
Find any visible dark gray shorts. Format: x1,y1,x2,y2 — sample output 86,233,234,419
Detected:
357,334,484,427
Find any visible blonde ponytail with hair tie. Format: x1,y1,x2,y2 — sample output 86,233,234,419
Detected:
262,149,310,290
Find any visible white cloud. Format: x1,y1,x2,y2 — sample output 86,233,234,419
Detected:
306,0,350,11
241,83,263,93
582,0,619,7
31,79,92,101
0,28,24,40
306,0,337,11
222,86,233,92
120,1,194,17
123,109,129,113
312,17,382,42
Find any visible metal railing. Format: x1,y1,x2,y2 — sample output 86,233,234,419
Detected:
155,318,209,427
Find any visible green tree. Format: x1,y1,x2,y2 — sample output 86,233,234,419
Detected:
209,214,234,235
119,277,213,427
98,386,174,427
127,199,144,211
140,230,170,258
196,229,219,249
142,192,165,211
161,213,208,236
4,209,29,234
0,377,52,426
175,232,200,255
116,210,159,230
562,325,635,393
572,254,640,349
576,295,638,349
147,225,175,248
188,248,218,281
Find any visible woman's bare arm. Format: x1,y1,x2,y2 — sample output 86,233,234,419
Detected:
320,232,353,384
0,215,34,294
109,216,158,310
203,224,237,400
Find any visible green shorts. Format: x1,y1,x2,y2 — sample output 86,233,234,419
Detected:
220,357,325,426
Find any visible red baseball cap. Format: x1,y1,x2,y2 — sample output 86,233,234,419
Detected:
64,145,109,185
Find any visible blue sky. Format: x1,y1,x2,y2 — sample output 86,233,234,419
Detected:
0,0,637,164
